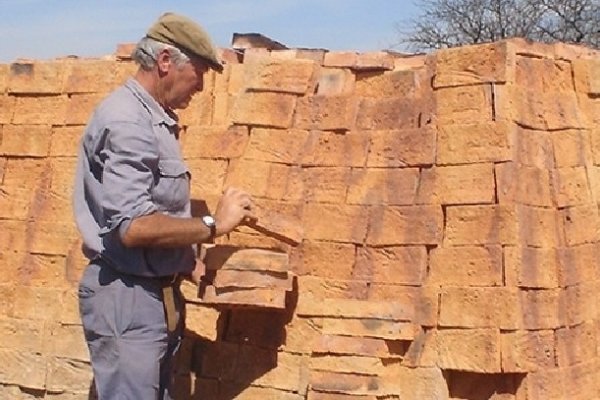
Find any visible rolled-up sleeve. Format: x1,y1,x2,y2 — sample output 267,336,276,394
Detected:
99,120,158,238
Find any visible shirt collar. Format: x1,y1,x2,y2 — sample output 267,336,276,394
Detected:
124,78,179,128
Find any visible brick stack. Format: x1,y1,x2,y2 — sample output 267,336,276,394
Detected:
1,38,600,399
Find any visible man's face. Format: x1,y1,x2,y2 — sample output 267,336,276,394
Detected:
165,55,210,110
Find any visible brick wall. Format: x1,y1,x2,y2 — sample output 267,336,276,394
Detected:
1,38,600,399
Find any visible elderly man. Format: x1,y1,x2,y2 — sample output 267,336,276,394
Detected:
73,12,253,399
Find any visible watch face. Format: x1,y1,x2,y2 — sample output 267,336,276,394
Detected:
202,215,216,226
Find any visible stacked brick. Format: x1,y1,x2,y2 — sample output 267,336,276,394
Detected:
1,38,600,399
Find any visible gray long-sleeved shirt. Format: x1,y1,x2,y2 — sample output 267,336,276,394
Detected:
73,78,196,277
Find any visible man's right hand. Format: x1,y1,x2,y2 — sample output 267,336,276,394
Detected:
213,187,255,236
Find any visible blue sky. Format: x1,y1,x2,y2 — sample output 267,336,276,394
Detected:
0,0,420,62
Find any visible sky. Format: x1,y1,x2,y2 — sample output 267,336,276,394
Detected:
0,0,421,63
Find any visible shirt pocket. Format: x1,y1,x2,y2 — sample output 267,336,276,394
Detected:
152,159,190,212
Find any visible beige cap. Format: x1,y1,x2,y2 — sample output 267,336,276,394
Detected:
146,12,223,72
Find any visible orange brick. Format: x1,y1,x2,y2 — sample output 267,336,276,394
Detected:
366,285,438,326
0,317,45,353
562,204,600,246
248,205,304,245
367,205,443,245
495,163,553,207
321,318,416,341
50,126,83,157
297,296,415,321
354,51,395,71
186,158,227,198
303,203,367,243
428,246,503,287
504,246,560,289
437,121,513,165
45,356,93,393
63,59,124,93
211,270,290,290
264,164,304,201
435,328,501,373
513,127,554,168
0,124,51,157
323,51,358,68
3,158,49,187
315,68,355,96
182,125,248,160
516,56,574,92
295,48,327,64
555,322,597,367
200,285,286,309
245,59,316,94
65,93,106,125
501,330,555,372
12,94,68,125
309,354,385,376
572,59,600,94
445,205,518,246
294,95,358,131
525,367,566,400
564,282,598,326
292,241,355,279
367,128,436,167
312,335,397,358
562,361,600,400
0,64,7,92
301,131,369,167
178,92,213,126
356,96,434,130
231,92,296,128
517,205,562,247
244,128,309,164
13,286,66,321
0,220,28,252
439,287,516,328
347,167,419,205
303,167,350,203
8,61,66,93
224,158,271,197
519,289,567,330
417,164,495,205
0,284,15,317
203,246,289,273
355,246,427,285
436,84,493,124
355,70,418,98
0,349,47,389
551,166,592,207
28,221,78,256
556,244,600,287
0,156,5,183
0,95,15,124
0,185,35,220
552,129,593,167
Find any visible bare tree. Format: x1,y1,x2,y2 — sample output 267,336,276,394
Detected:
398,0,600,51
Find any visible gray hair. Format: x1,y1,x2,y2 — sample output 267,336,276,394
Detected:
131,37,190,70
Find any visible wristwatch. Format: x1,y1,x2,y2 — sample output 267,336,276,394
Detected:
201,215,217,241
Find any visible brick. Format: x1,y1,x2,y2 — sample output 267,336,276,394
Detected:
435,328,501,373
203,246,289,273
434,42,512,87
356,96,434,130
186,158,227,198
310,355,384,376
386,365,450,398
366,285,439,326
0,285,15,317
178,92,213,126
315,68,355,96
444,205,518,245
244,128,308,164
309,370,384,396
367,205,443,246
303,167,351,203
281,316,322,354
505,247,560,289
516,57,574,92
182,303,219,341
0,220,28,252
211,270,291,290
354,52,395,71
312,335,399,358
231,92,296,128
0,64,7,93
8,61,66,93
437,121,513,165
355,246,427,285
347,168,418,205
0,95,15,124
495,163,553,207
264,164,304,201
238,351,305,392
224,386,304,400
249,205,304,245
45,357,93,393
519,289,567,330
555,322,597,367
295,48,327,64
0,185,35,220
293,241,355,279
223,308,289,348
224,158,272,197
0,156,5,183
294,95,358,131
19,253,68,288
525,367,566,400
0,349,46,389
308,391,375,400
355,70,418,98
0,124,51,157
517,205,562,247
551,166,592,207
200,285,286,309
28,221,78,256
63,59,125,93
429,246,503,287
245,59,316,94
552,129,593,167
65,93,105,125
562,204,600,246
297,296,414,321
50,126,83,157
323,51,358,68
562,361,600,400
417,164,495,205
12,94,68,125
367,128,436,167
13,286,66,321
573,59,600,94
501,330,555,372
513,127,554,168
0,317,45,353
321,318,416,341
564,282,597,326
556,244,600,287
303,203,367,243
439,287,517,328
45,323,89,361
301,131,370,167
436,84,493,124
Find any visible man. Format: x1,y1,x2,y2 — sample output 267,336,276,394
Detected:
73,12,253,399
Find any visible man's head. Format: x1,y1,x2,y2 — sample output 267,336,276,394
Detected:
131,12,223,110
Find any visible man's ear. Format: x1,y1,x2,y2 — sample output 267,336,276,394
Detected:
156,49,172,75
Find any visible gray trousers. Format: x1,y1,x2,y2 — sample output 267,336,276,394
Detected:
78,261,184,400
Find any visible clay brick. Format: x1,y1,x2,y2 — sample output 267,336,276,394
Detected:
367,128,436,167
297,296,414,321
495,163,553,207
501,330,555,373
0,156,5,183
366,285,439,327
65,93,106,125
0,64,7,93
355,70,418,98
0,95,15,124
28,221,78,256
292,241,355,279
323,51,358,68
8,61,66,94
417,164,495,205
434,42,512,88
562,361,600,400
295,49,327,64
310,354,385,376
556,243,600,287
519,289,567,330
185,158,227,198
249,205,304,245
211,270,291,290
355,246,427,285
315,68,355,96
0,284,14,317
238,351,305,392
280,316,322,354
312,335,399,358
45,357,93,393
294,95,358,131
183,125,248,160
309,370,385,396
303,167,351,203
429,246,503,287
564,282,598,326
45,323,89,361
308,391,375,400
555,321,597,367
244,128,308,164
572,59,600,94
347,168,419,205
12,94,68,125
0,184,35,220
20,253,69,288
505,246,560,289
321,318,416,341
224,158,271,197
513,127,554,168
0,220,28,252
2,157,48,188
445,205,518,246
435,328,501,373
552,129,593,167
356,96,434,130
200,285,286,308
245,59,316,94
63,59,123,93
525,367,566,400
437,121,513,165
367,205,443,246
177,92,213,126
0,124,49,157
436,84,493,124
231,92,296,128
562,204,600,246
516,57,574,92
354,52,395,71
551,166,592,207
50,126,83,157
203,246,289,273
303,203,367,243
223,308,288,349
0,317,45,353
12,286,66,322
383,365,451,399
264,164,304,202
517,205,562,247
0,349,46,389
439,287,517,328
301,131,370,167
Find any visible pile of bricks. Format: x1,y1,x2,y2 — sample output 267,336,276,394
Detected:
1,37,600,399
